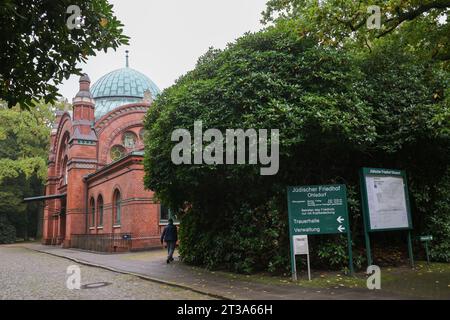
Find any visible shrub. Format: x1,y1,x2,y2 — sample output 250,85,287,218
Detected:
0,215,16,244
145,21,449,272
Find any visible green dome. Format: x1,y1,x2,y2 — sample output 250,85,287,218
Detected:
91,67,160,119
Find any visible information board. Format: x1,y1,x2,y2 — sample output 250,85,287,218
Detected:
287,184,354,279
360,168,412,231
287,185,350,236
359,168,414,267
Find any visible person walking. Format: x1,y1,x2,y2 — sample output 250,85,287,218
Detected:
160,218,178,264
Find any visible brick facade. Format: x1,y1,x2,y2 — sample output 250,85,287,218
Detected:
42,74,165,250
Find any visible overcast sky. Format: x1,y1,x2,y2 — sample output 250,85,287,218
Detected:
58,0,268,100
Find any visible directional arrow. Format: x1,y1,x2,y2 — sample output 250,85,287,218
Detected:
338,225,346,233
337,216,344,224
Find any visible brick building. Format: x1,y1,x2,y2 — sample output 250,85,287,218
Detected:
33,55,172,251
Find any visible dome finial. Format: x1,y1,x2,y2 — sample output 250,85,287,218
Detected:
125,50,129,68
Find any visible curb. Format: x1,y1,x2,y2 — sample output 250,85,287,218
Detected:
24,246,230,300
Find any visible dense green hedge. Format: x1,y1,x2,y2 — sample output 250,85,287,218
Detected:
0,215,16,244
144,21,449,273
426,169,450,262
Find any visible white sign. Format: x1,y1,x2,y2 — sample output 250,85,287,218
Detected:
293,235,309,255
365,175,409,230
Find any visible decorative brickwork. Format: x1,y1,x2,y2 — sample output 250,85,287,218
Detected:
42,73,164,251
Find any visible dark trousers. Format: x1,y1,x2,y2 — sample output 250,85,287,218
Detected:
166,241,176,260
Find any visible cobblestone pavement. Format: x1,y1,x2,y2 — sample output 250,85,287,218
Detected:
19,243,414,300
0,246,212,300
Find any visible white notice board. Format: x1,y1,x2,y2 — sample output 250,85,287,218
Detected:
293,235,309,255
365,175,409,230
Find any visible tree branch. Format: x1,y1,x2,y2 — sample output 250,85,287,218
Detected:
377,1,450,38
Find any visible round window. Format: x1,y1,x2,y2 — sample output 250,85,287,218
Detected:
110,145,126,161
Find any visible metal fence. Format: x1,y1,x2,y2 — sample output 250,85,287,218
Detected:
71,233,132,253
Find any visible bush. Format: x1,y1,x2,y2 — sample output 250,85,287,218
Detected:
0,215,16,244
179,201,290,274
427,170,450,262
145,21,449,273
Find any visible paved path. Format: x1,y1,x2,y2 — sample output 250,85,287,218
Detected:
16,243,410,300
0,246,211,300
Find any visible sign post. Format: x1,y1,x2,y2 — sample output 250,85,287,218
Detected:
359,168,414,268
287,184,354,280
293,235,311,281
420,235,433,265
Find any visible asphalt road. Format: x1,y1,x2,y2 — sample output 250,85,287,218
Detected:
0,246,212,300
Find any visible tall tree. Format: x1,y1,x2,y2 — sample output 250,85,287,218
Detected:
0,100,64,242
0,102,52,183
144,21,449,272
262,0,450,62
0,0,129,108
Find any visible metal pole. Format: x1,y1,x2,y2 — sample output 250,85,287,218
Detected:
290,236,297,281
307,254,311,281
425,242,430,265
347,230,355,276
360,169,372,267
364,229,372,267
407,230,414,268
292,255,297,281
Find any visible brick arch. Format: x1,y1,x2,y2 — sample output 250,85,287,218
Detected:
94,103,149,134
96,192,105,203
111,184,123,200
55,131,71,179
94,104,149,162
88,190,100,203
53,113,72,157
89,195,96,209
53,113,72,177
86,190,106,223
111,186,123,226
98,119,146,165
96,194,105,226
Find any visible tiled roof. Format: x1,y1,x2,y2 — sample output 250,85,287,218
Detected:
91,67,160,119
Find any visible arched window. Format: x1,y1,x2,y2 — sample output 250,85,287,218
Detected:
62,156,68,185
123,131,137,149
113,190,121,225
89,198,95,227
97,195,104,227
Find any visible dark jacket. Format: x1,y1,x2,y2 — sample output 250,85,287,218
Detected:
161,223,178,242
